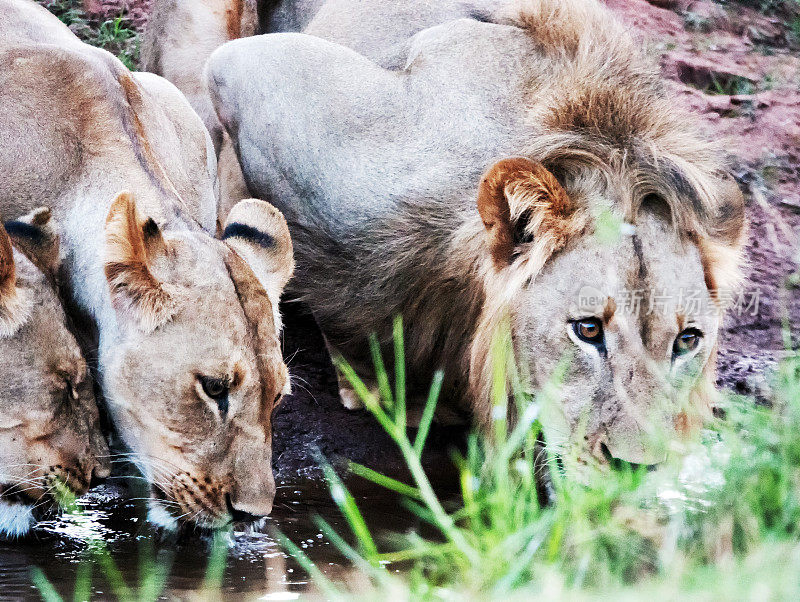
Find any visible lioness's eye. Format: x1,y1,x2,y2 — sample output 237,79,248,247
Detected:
573,318,604,345
199,376,228,399
199,376,230,417
673,328,702,356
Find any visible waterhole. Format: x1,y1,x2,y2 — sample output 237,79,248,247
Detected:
0,477,422,600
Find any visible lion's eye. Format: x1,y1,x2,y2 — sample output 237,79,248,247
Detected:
673,328,702,356
199,376,230,416
573,318,604,346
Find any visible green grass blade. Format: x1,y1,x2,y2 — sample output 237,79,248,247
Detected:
369,332,394,409
349,461,422,500
313,516,395,589
31,568,63,602
393,315,406,425
413,369,444,455
73,557,93,602
201,529,230,594
333,356,394,433
376,540,457,563
275,529,344,601
496,401,541,467
317,454,379,561
93,543,134,601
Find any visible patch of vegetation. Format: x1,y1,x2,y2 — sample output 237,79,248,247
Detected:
706,73,756,96
281,317,800,599
728,0,799,17
36,0,140,69
726,0,800,44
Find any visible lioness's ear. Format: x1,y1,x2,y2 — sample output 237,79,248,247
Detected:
4,207,60,280
477,157,580,268
104,191,175,332
0,219,15,301
0,220,30,338
222,199,294,309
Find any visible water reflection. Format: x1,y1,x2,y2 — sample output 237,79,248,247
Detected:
0,477,408,600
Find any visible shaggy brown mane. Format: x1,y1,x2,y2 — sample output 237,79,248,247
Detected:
497,0,746,299
465,0,748,423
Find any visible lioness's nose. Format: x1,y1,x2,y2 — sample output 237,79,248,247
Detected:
225,493,271,523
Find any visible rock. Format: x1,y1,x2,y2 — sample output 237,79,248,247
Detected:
685,1,729,26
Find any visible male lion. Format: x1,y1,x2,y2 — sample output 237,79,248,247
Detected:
0,0,294,529
0,209,110,538
207,0,747,465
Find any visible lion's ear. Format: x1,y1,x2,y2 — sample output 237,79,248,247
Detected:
0,219,16,301
477,157,579,268
4,207,60,280
696,175,747,302
222,199,294,310
0,220,31,338
104,191,175,332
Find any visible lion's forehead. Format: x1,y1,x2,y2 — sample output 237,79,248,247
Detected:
558,230,707,306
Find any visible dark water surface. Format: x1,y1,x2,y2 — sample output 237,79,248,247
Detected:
0,478,418,601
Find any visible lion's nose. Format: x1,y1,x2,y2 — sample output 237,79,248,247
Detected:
600,443,660,472
225,493,269,524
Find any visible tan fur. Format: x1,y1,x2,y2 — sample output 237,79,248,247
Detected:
0,1,294,528
0,210,109,536
478,157,587,268
141,0,257,220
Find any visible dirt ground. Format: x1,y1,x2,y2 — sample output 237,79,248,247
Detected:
76,0,800,477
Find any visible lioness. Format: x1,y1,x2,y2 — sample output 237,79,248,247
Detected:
208,0,746,464
141,0,260,220
140,0,333,219
0,208,110,538
0,0,294,529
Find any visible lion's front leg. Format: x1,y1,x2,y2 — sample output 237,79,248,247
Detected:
322,335,378,411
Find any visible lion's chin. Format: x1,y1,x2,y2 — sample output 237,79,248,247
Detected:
146,499,180,533
0,500,35,539
147,498,268,536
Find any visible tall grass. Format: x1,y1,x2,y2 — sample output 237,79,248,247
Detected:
282,316,800,599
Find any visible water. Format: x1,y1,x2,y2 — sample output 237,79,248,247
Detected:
0,477,418,600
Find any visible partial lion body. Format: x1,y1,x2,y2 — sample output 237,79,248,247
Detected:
0,208,110,538
209,0,746,458
141,0,261,220
1,0,295,526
